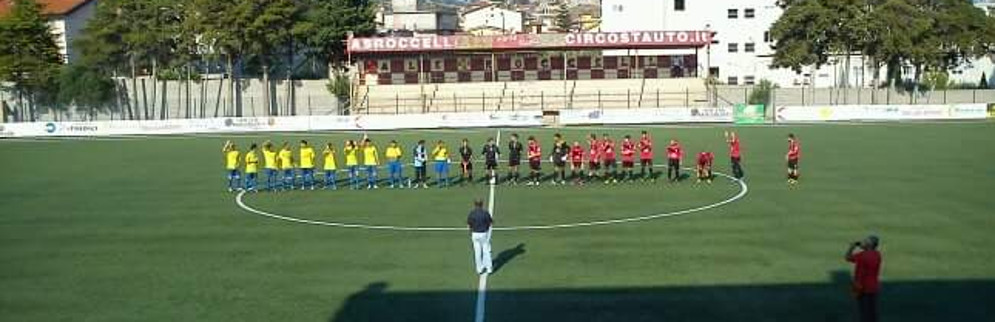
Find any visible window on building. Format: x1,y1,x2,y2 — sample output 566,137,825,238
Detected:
728,43,738,53
745,8,755,18
727,76,739,85
675,0,685,11
764,31,771,43
709,67,720,78
744,76,756,85
728,9,738,19
745,43,755,53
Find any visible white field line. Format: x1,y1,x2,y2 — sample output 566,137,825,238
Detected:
233,165,748,231
474,273,488,322
475,129,499,322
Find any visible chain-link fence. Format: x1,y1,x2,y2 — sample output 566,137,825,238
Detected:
715,86,995,107
1,78,340,122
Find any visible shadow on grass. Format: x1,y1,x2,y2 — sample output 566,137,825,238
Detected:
329,271,995,322
492,243,525,274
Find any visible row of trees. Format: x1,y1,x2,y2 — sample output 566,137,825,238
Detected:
770,0,995,90
0,0,376,121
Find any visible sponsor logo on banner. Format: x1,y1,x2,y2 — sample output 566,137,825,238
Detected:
43,122,99,134
0,125,12,137
691,107,731,118
348,31,713,53
224,117,275,129
559,108,733,125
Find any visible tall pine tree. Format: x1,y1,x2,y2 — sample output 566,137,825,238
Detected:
0,0,63,122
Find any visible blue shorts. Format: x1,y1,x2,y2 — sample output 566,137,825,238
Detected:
389,161,402,173
265,168,277,177
301,168,314,176
435,161,449,173
227,170,240,179
283,169,294,177
366,165,377,174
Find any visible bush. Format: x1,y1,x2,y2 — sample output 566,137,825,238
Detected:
326,72,351,114
748,80,777,107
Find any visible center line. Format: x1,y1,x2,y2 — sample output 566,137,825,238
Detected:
475,129,500,322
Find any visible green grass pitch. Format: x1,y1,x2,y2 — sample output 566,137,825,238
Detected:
1,122,994,321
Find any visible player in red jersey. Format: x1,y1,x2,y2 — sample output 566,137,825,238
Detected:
620,135,636,182
696,151,715,183
526,136,543,186
666,139,684,182
569,141,585,184
786,133,801,184
638,131,655,182
586,134,601,181
601,133,618,184
724,131,744,179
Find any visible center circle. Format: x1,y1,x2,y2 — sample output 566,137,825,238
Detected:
234,169,748,232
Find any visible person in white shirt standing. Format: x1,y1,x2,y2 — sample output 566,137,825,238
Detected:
467,199,493,275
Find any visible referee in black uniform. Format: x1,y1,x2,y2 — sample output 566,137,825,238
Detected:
506,133,523,185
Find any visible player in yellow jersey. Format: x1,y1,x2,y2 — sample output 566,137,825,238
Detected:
299,140,317,190
361,138,380,189
278,142,295,191
432,140,451,187
384,140,404,188
343,140,360,189
322,143,339,190
243,143,260,192
223,141,241,192
262,141,279,191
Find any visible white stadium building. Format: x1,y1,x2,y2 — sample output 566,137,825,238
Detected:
600,0,995,88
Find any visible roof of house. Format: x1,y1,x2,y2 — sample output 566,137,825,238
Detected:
0,0,95,17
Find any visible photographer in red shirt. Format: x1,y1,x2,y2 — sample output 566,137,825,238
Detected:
846,235,882,322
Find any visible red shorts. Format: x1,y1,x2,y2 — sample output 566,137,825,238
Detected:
572,161,583,168
588,161,601,170
622,161,635,168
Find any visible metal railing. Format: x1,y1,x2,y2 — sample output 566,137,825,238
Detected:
357,88,711,115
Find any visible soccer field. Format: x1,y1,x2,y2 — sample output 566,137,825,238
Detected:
2,122,994,321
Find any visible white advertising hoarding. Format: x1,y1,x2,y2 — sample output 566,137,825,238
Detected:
0,111,544,138
775,104,988,122
559,107,733,125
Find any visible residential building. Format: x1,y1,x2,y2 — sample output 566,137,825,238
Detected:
601,0,994,88
462,4,524,34
0,0,98,64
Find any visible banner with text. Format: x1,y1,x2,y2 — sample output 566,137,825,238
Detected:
348,31,713,53
734,104,766,124
0,111,543,138
559,107,733,125
774,104,989,122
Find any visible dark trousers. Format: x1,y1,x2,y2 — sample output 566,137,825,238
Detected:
731,157,744,179
415,166,427,183
667,159,680,181
857,293,878,322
